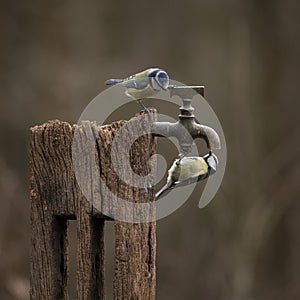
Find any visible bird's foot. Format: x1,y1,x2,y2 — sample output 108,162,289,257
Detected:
138,100,151,114
140,107,151,114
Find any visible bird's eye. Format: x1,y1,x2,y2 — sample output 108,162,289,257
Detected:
157,72,168,80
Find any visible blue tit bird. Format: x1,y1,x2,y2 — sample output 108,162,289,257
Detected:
105,68,169,112
156,151,218,199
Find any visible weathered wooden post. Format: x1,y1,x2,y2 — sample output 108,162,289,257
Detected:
30,112,157,299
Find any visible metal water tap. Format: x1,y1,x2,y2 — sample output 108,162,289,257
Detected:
151,85,221,154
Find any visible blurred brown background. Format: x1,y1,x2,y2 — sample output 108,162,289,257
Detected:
1,0,300,299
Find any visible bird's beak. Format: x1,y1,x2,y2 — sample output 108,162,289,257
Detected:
162,83,169,91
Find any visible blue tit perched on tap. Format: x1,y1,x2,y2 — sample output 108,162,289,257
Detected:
105,68,169,112
156,151,219,199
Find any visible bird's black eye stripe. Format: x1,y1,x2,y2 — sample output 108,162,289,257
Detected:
148,69,159,77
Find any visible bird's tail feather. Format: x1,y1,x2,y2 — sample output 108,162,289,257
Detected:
105,79,123,85
156,183,173,199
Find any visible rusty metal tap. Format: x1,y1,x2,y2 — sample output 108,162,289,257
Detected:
151,85,221,154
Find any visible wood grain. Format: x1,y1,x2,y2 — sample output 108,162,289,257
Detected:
30,111,157,300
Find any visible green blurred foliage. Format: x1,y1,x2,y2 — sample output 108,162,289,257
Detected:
0,0,300,299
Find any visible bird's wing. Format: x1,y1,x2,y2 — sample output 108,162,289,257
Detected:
123,77,149,90
173,173,209,188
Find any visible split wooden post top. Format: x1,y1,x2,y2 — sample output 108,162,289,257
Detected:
30,111,157,300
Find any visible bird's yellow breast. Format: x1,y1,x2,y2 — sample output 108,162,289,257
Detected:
125,84,157,99
168,157,208,184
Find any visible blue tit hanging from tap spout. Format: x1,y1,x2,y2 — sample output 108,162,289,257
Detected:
156,151,219,199
105,68,169,112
